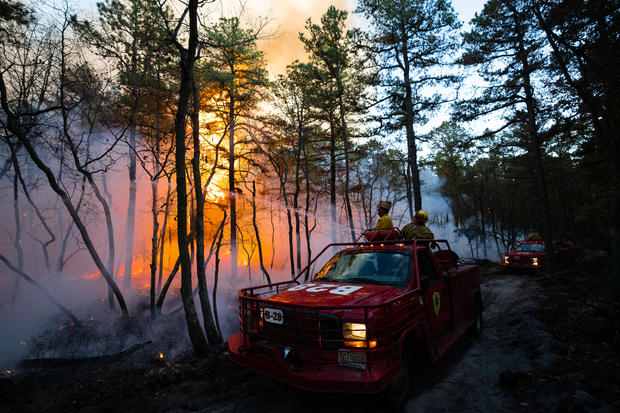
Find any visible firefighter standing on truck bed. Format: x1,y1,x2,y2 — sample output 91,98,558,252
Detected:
375,201,394,230
528,229,540,240
401,210,434,239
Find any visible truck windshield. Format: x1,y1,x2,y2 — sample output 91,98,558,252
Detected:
313,250,412,288
516,243,545,252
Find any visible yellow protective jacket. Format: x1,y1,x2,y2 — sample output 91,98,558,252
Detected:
375,214,394,230
401,223,434,240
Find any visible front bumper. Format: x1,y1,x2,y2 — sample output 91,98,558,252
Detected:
227,332,400,394
499,262,544,269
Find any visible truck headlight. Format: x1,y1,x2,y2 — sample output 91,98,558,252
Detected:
343,323,366,340
503,255,509,264
342,323,376,348
532,258,539,266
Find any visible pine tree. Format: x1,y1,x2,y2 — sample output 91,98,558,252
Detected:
356,0,461,216
201,17,268,279
458,0,558,267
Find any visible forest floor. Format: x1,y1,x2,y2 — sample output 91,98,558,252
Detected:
1,259,619,413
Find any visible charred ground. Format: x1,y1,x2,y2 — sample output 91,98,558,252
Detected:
1,261,619,413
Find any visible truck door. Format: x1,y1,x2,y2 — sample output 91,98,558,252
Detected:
417,250,451,337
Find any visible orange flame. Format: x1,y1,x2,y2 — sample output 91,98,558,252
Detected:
199,110,229,204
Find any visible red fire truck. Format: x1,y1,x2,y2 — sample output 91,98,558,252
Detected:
228,232,482,404
499,239,573,270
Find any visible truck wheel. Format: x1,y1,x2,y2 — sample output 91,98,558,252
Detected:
383,357,413,410
470,297,483,335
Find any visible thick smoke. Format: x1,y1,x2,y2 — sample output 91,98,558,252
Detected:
0,132,492,371
414,169,501,262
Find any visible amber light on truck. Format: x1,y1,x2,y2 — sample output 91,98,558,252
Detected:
503,255,509,264
342,323,377,348
532,258,539,266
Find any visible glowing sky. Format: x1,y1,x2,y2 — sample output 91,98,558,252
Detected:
72,0,486,77
251,0,486,76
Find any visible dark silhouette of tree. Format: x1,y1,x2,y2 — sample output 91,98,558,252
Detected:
357,0,461,216
156,0,209,356
458,0,557,267
532,0,620,296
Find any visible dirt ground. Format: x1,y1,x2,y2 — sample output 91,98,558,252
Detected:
1,262,619,413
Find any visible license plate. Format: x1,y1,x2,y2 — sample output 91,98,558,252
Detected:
338,350,366,369
263,308,283,324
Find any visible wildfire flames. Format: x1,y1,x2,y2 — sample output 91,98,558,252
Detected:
75,107,261,286
199,110,229,205
153,352,166,364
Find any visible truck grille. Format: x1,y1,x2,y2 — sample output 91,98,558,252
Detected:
242,302,342,350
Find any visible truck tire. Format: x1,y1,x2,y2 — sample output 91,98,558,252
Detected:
382,356,413,410
469,297,483,335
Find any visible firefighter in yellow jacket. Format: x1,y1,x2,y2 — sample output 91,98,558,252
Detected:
375,201,394,230
401,210,434,239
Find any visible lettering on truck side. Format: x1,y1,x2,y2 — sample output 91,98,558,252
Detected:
286,283,363,295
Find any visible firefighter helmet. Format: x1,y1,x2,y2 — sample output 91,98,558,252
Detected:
377,200,392,211
415,210,428,223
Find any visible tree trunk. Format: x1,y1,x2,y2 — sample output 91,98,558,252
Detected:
150,91,162,316
57,177,86,273
284,185,295,279
293,132,303,274
405,163,414,222
400,27,422,212
270,203,276,269
10,151,23,305
212,219,226,342
99,173,116,310
10,142,56,270
123,124,137,288
336,75,356,242
123,12,141,290
100,173,116,309
155,255,181,313
149,173,159,317
303,145,314,281
157,178,172,294
172,0,209,356
228,86,238,279
191,81,221,345
251,181,272,284
329,112,338,244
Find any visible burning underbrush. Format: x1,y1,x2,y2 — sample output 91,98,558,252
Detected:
0,283,240,373
21,308,192,363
